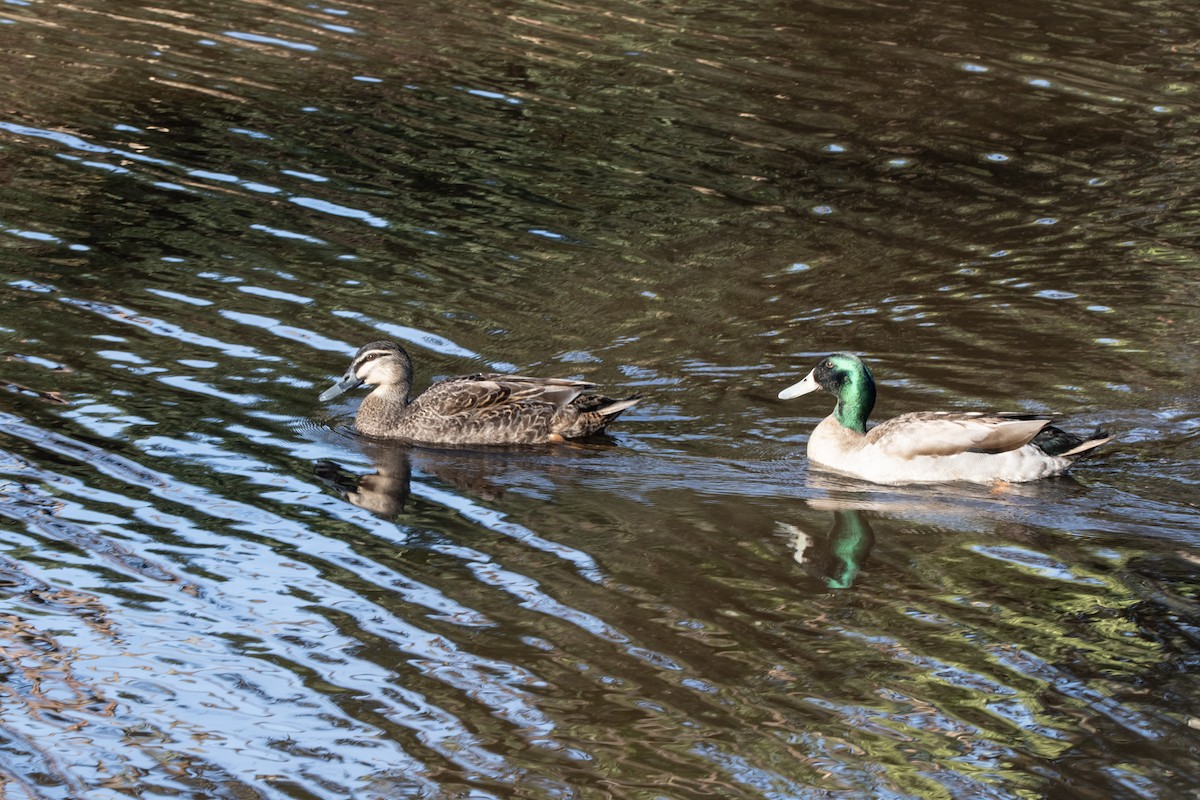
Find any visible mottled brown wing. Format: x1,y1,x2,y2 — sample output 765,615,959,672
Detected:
413,374,594,417
867,412,1052,458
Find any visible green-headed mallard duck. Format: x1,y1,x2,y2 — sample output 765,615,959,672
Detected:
319,340,640,446
777,353,1111,484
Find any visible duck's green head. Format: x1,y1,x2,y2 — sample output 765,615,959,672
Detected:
777,352,877,433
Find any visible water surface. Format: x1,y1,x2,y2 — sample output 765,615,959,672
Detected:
1,0,1198,797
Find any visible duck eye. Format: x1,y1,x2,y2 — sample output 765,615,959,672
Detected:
824,360,834,369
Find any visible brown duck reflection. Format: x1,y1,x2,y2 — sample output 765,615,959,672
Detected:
316,440,579,519
315,444,413,519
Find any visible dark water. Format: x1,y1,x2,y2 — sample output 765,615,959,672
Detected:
1,0,1198,797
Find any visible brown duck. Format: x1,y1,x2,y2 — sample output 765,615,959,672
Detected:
319,340,640,446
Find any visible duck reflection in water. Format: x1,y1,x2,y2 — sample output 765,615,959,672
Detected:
316,439,611,519
778,508,875,590
315,443,413,519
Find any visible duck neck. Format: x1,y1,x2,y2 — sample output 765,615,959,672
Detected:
358,382,412,436
827,510,874,589
834,371,875,434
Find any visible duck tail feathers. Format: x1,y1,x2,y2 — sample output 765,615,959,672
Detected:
597,395,642,417
1058,426,1113,459
1034,424,1112,459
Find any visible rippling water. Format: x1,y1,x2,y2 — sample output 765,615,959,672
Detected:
1,0,1198,797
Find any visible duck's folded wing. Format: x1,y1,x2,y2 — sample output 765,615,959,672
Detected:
868,412,1053,458
422,374,595,415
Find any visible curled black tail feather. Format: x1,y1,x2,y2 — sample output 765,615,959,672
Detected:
1032,424,1111,458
